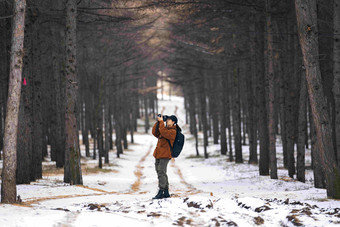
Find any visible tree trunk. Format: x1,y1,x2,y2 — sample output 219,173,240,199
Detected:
104,79,110,164
266,0,277,179
64,0,82,185
50,26,64,167
198,71,208,158
310,107,326,188
115,115,123,158
227,69,233,162
242,105,247,146
317,0,335,165
16,86,31,184
220,75,227,156
32,19,43,180
248,12,258,164
333,0,340,166
1,0,26,203
84,83,91,157
97,127,103,169
187,89,199,156
286,9,299,177
232,68,242,163
144,93,149,133
295,0,340,198
256,13,269,175
114,84,123,157
16,6,32,184
297,72,307,182
210,79,219,145
279,44,288,168
109,106,114,148
0,11,7,160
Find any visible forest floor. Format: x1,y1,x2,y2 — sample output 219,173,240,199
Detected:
0,95,340,227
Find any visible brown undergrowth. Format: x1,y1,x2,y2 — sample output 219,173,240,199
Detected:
43,161,118,176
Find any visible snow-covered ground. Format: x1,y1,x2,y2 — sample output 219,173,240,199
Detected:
0,95,339,227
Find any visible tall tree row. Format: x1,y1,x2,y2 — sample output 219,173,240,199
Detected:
2,0,340,202
164,0,340,198
1,0,161,203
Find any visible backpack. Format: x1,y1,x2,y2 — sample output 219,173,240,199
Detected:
167,127,185,158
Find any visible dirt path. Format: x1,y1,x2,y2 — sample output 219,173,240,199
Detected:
128,144,153,194
18,140,156,206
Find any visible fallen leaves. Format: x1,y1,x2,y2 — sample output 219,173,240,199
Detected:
254,216,264,225
147,212,161,217
86,203,109,211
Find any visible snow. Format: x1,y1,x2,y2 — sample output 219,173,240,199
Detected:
0,95,339,226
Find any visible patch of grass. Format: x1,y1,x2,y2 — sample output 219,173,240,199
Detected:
186,154,222,159
186,155,204,159
185,136,195,141
82,167,117,174
43,165,64,176
314,198,329,202
42,163,118,176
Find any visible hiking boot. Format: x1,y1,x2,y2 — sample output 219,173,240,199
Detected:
152,189,164,199
163,189,170,198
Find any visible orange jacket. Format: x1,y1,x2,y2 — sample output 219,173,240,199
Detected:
152,121,177,159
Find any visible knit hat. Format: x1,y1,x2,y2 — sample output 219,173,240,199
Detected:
168,115,177,124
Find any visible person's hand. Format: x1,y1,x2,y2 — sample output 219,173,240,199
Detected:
157,115,163,122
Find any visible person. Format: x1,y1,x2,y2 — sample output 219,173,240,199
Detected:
151,114,178,199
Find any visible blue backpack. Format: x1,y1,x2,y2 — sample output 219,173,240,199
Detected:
167,127,185,158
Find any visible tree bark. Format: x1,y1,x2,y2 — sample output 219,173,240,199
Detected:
286,12,299,177
266,0,277,179
1,0,26,203
84,80,91,157
50,25,64,167
317,0,335,164
16,85,31,184
16,6,32,184
97,127,103,169
144,92,149,133
198,70,209,158
297,71,307,182
247,20,258,163
220,74,227,156
64,0,82,185
227,70,233,162
104,81,110,164
279,34,288,168
32,18,42,180
310,108,326,188
187,90,199,156
232,67,242,163
295,0,340,198
256,13,269,175
333,0,340,166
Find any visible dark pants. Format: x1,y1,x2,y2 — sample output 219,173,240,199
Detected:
155,158,170,189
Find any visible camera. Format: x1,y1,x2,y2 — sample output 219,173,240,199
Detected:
157,114,168,121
